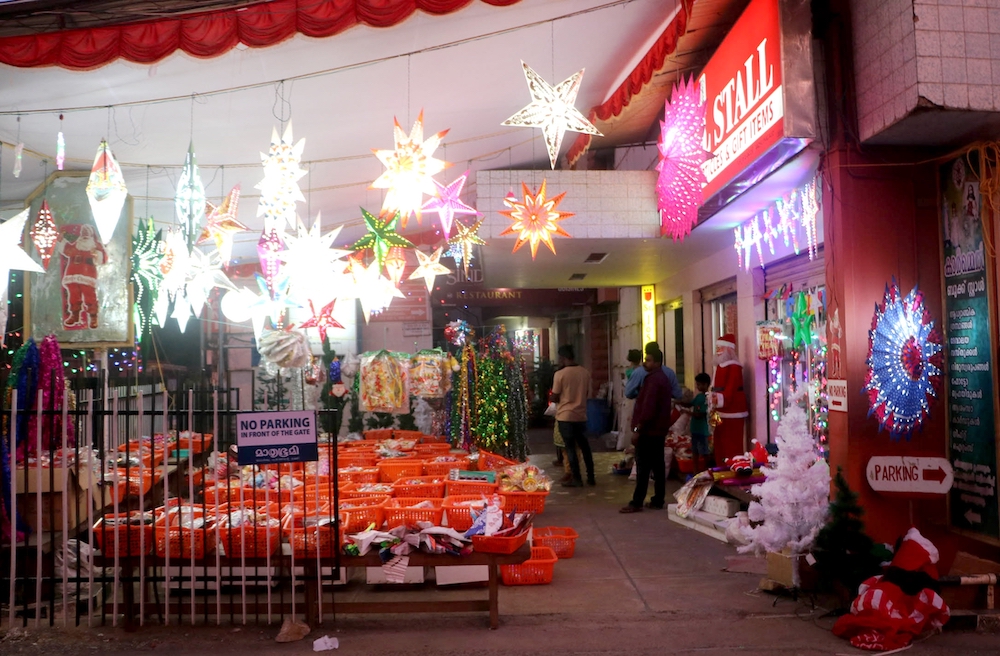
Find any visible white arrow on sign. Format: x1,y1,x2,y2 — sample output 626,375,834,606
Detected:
964,509,983,525
866,456,954,494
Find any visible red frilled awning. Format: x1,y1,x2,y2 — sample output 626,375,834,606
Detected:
566,0,695,167
0,0,522,70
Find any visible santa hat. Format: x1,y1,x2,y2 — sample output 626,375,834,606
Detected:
716,333,736,349
891,527,939,574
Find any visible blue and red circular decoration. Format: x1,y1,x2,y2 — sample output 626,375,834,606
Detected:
864,280,943,439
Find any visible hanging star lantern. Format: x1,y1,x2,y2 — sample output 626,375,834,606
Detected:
351,208,414,270
502,61,602,169
185,248,236,318
257,227,286,296
657,77,708,240
499,179,573,259
171,293,193,334
30,200,59,269
352,259,404,323
85,140,128,244
789,291,816,350
199,184,247,264
176,141,206,252
384,247,408,286
864,280,943,439
256,122,307,230
422,171,478,237
371,111,449,228
242,274,301,337
409,246,451,293
279,213,351,302
447,218,486,277
130,218,165,340
0,209,44,346
159,228,191,301
299,298,345,343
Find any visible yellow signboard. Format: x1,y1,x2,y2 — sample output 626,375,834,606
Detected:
641,285,656,348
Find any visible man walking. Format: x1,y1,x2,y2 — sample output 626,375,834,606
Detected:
551,344,595,487
621,347,674,512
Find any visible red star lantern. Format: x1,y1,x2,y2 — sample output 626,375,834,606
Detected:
299,298,345,343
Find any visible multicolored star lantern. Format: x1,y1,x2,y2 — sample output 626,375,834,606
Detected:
176,141,206,252
371,111,449,228
130,218,164,340
499,179,573,259
864,280,943,439
257,227,285,296
30,200,59,269
409,246,451,293
256,122,306,230
502,61,602,169
657,77,708,240
447,218,486,277
351,208,414,270
85,140,128,244
299,298,345,343
199,184,247,264
422,171,478,237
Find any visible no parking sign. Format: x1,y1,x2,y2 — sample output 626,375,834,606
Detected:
236,410,318,465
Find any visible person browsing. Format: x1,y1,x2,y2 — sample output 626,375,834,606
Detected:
550,345,596,487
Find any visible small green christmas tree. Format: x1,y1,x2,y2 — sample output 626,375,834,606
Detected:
812,468,882,601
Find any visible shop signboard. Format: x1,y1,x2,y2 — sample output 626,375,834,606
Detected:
866,456,954,495
941,156,1000,539
236,410,318,465
698,0,817,205
641,285,656,347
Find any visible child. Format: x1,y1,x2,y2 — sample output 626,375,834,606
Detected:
684,373,712,474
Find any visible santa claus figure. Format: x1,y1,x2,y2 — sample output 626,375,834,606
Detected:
711,333,748,462
57,225,107,330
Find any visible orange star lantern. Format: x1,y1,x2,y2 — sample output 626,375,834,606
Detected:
499,179,573,259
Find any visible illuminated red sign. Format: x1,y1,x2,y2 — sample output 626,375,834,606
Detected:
700,0,784,200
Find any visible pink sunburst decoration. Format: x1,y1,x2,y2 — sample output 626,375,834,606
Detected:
656,76,708,241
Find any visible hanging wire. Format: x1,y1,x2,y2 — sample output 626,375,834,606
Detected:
145,165,150,218
272,80,291,128
407,55,411,127
106,105,112,143
190,93,196,143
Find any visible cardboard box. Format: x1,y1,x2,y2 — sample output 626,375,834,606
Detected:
15,466,96,533
766,550,817,590
366,566,425,584
703,495,740,518
435,565,489,585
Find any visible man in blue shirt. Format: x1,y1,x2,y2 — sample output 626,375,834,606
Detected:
624,341,683,401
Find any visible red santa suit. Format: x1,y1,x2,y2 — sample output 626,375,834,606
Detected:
711,333,748,462
58,225,107,330
833,528,950,651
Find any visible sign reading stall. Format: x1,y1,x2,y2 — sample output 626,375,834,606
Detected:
699,0,784,200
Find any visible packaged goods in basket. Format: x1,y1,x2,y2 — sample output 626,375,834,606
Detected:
94,510,157,557
463,495,534,553
343,523,470,557
219,510,281,558
497,463,552,492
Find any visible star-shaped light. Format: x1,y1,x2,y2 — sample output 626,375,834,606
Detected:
789,291,815,350
351,209,414,270
371,111,449,228
159,228,190,300
131,218,164,340
176,141,206,252
447,218,486,277
352,259,403,322
256,123,306,230
85,140,128,244
241,274,300,337
30,200,59,270
299,298,345,343
499,179,573,259
257,227,286,296
384,247,408,286
279,213,351,302
657,77,708,240
199,184,247,265
171,293,193,334
185,248,236,317
502,61,602,169
0,209,40,345
408,247,451,293
421,171,478,237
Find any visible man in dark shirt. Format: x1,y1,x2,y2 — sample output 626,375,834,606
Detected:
621,347,674,513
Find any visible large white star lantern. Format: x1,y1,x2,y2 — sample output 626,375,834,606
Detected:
409,247,452,293
502,61,602,169
0,209,45,345
353,259,403,323
371,111,449,229
176,141,206,252
256,122,306,230
278,213,351,304
85,140,128,244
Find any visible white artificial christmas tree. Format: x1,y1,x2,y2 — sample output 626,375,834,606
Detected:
740,393,830,579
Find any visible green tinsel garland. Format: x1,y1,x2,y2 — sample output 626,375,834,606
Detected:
505,355,529,461
474,356,508,453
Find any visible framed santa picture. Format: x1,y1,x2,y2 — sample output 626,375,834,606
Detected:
23,171,134,347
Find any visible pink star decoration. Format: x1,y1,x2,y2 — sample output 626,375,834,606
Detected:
657,77,708,241
299,298,345,343
421,170,479,238
30,200,59,270
257,227,285,296
499,179,573,259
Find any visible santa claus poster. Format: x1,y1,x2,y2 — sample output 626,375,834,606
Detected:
24,172,133,346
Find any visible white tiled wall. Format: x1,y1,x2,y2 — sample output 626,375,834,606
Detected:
852,0,1000,141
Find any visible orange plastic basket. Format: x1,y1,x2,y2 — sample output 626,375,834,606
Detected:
443,495,504,532
500,490,548,513
413,442,451,456
94,513,156,557
341,482,395,498
219,519,281,558
446,479,499,496
156,527,217,560
203,483,248,506
176,432,211,454
423,456,471,477
393,430,425,442
477,450,518,471
500,546,557,585
392,475,446,498
383,498,443,529
471,528,529,554
363,429,394,441
338,467,381,484
338,496,388,532
289,524,339,558
533,527,579,558
338,451,378,468
377,459,425,483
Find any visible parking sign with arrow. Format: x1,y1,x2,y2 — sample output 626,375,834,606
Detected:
866,456,954,494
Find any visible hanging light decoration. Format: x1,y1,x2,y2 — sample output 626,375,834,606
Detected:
421,170,478,238
501,61,602,169
384,247,408,286
408,246,452,293
371,111,450,228
85,139,128,244
175,141,207,252
130,218,164,340
184,248,236,318
199,184,247,265
352,258,404,322
499,179,573,259
56,114,65,171
0,209,45,343
351,208,414,270
447,218,486,277
298,298,345,343
13,144,23,178
30,200,59,270
256,122,306,230
257,227,286,297
278,213,351,303
864,280,943,440
656,77,708,240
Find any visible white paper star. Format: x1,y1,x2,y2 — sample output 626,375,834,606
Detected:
0,209,44,343
502,61,603,169
256,123,307,230
185,248,236,317
171,293,192,334
353,259,403,323
243,275,300,337
159,228,191,300
408,247,451,293
279,213,350,303
371,111,449,228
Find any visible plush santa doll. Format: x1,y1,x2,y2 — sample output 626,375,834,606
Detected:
711,333,748,462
